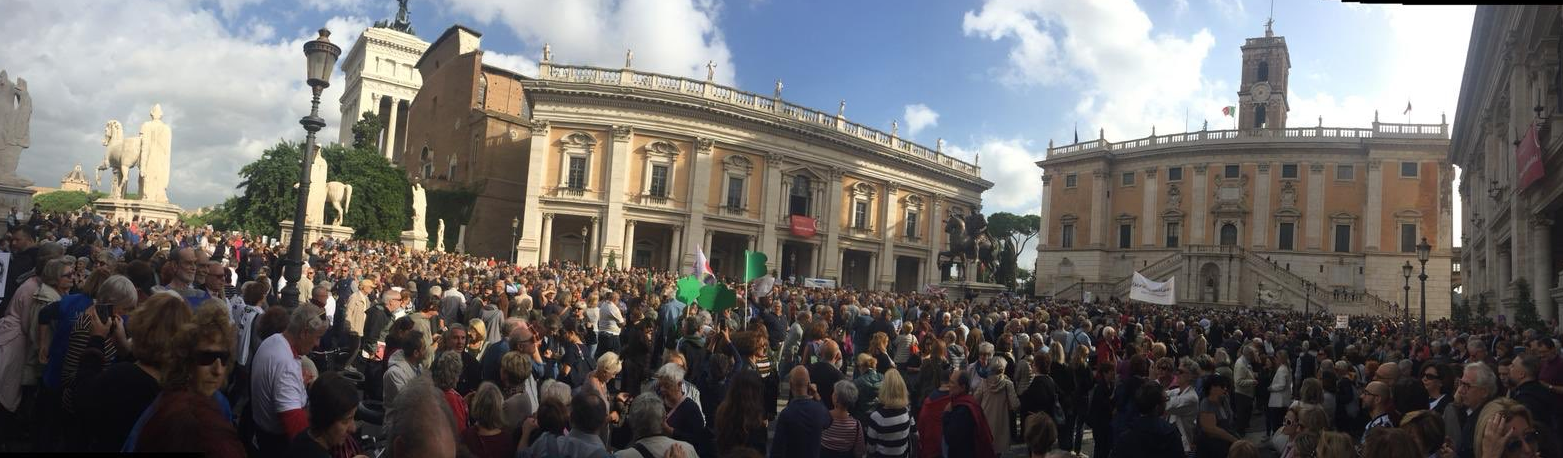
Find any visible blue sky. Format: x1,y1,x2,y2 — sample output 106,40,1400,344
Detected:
2,0,1473,265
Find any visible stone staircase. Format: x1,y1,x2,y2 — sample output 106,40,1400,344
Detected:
1099,244,1396,315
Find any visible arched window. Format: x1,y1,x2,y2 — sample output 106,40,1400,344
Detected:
789,175,812,216
1253,104,1267,129
1257,60,1269,82
1220,223,1238,246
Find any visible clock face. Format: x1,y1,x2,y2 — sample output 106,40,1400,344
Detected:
1252,83,1271,101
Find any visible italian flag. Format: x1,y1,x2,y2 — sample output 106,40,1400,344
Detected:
1222,106,1236,117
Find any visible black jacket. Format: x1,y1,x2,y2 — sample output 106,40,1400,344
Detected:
1511,380,1562,437
1109,413,1186,458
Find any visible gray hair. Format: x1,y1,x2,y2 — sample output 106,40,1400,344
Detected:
989,355,1008,374
656,362,686,386
833,379,858,407
40,257,73,286
288,303,329,335
628,392,667,439
1463,362,1497,397
96,275,137,306
431,351,463,391
386,376,456,453
978,341,995,356
501,317,524,336
540,379,571,406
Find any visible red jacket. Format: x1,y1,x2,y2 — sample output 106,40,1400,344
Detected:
918,392,996,458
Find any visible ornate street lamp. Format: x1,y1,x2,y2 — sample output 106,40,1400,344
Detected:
580,225,589,265
283,28,340,307
1417,236,1432,339
1402,261,1413,329
510,216,520,264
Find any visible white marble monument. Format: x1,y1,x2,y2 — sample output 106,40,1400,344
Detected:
434,219,446,252
279,146,354,245
92,104,183,224
400,181,429,250
0,70,36,212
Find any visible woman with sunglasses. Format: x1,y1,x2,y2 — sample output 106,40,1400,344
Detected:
1477,400,1555,458
1423,363,1455,414
128,302,244,456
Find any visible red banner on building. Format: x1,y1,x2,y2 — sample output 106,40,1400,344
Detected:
789,215,816,238
1518,121,1547,190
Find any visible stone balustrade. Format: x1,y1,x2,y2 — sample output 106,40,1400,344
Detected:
539,63,981,178
1046,122,1449,159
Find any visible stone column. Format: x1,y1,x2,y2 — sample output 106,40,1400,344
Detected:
821,167,845,279
623,220,637,267
926,194,944,286
703,229,714,256
1365,160,1384,251
384,100,400,161
588,217,600,265
517,121,552,266
538,213,554,263
603,125,632,262
682,138,715,271
1142,167,1158,247
1252,163,1271,249
759,154,785,271
1532,217,1555,321
669,225,684,272
1090,169,1108,248
1191,164,1208,244
1306,163,1325,250
879,183,898,290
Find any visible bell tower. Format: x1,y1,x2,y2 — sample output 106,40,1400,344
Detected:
1238,20,1290,129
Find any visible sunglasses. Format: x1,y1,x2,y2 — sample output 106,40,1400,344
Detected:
1507,429,1540,451
1423,373,1439,380
195,350,231,366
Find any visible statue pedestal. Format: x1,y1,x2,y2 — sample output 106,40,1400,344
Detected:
0,183,36,220
939,280,1008,304
93,197,182,225
400,230,428,251
279,220,355,247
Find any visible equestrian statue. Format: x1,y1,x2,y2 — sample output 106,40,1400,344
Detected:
941,212,997,282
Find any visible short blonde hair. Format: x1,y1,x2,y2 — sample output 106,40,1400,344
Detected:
596,351,622,376
879,368,909,409
856,353,875,370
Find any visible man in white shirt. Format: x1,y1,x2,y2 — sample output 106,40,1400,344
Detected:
249,304,328,456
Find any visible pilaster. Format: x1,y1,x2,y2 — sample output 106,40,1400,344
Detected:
1532,216,1554,321
759,153,785,271
538,213,554,263
517,120,552,266
927,194,944,286
1191,164,1208,244
1252,163,1271,249
1038,175,1053,249
1306,163,1325,250
682,138,715,270
1090,169,1108,248
603,125,633,263
879,182,898,289
1141,167,1158,247
1365,160,1383,251
821,167,846,279
623,220,637,267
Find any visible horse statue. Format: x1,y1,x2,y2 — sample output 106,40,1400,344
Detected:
941,212,997,282
97,120,142,199
325,181,352,226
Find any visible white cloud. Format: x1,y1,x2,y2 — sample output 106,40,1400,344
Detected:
483,51,540,78
1,0,370,208
963,0,1223,145
444,0,737,85
946,137,1043,216
902,104,940,138
1207,0,1245,21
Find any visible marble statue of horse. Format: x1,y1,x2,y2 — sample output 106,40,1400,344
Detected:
97,120,141,198
326,181,352,226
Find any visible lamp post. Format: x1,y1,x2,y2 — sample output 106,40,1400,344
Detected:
1417,236,1431,339
580,225,589,265
1303,280,1313,316
283,28,341,308
1402,261,1413,330
510,216,519,264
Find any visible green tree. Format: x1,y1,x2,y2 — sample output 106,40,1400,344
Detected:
352,111,384,150
1451,296,1471,328
1512,278,1545,332
320,143,409,241
986,212,1039,287
33,190,102,213
227,141,304,238
1474,293,1494,328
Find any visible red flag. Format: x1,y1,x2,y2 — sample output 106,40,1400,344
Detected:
1517,122,1546,190
1403,101,1412,115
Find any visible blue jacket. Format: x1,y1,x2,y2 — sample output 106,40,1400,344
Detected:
771,398,830,458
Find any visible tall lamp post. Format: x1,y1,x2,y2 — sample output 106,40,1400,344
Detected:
1402,261,1413,331
510,216,519,264
1417,237,1431,339
283,28,341,308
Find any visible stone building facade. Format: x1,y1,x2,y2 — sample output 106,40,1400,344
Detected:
398,26,991,290
1034,28,1454,318
338,26,428,161
1451,6,1563,325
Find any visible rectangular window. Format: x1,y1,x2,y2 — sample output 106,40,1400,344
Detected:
1452,262,1461,272
1400,224,1417,253
1278,222,1295,250
726,176,744,209
1225,164,1241,178
1121,172,1135,186
1065,174,1078,188
1281,163,1298,179
1061,225,1075,248
1118,224,1132,249
567,156,588,189
1334,224,1352,253
1336,164,1355,180
1401,161,1419,178
1167,167,1183,181
1165,223,1180,248
904,211,919,239
853,201,869,229
648,164,669,197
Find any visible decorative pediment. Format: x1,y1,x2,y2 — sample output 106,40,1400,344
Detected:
1393,209,1424,224
1059,213,1079,224
1160,208,1185,222
1329,211,1358,224
904,194,925,209
1115,213,1137,224
851,182,876,199
562,131,597,147
1273,207,1301,222
645,140,681,158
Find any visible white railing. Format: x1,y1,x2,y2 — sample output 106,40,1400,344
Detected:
538,63,981,178
1047,122,1447,158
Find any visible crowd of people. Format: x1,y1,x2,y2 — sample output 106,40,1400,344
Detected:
0,207,1557,458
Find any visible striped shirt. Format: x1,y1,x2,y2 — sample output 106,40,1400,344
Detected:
865,407,916,457
755,353,776,380
820,414,865,455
